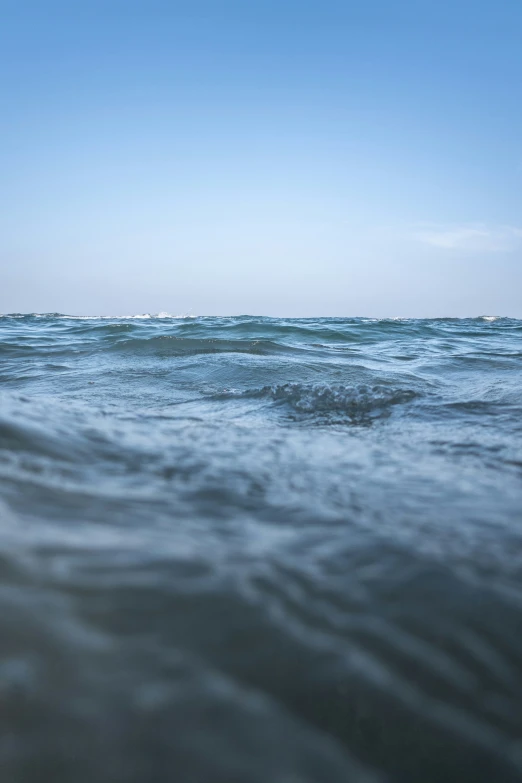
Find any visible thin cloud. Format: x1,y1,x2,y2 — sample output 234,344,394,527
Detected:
410,223,522,253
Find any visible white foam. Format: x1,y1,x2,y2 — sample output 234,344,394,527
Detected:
59,313,197,320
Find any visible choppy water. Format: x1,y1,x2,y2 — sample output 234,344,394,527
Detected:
1,313,522,783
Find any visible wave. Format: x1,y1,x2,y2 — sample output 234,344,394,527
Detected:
0,312,197,320
108,335,300,357
62,312,198,320
1,315,520,358
219,383,418,421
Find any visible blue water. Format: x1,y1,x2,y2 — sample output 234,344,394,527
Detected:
1,313,522,782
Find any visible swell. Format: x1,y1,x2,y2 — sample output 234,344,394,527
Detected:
0,382,417,474
105,335,302,357
2,315,521,365
2,315,520,342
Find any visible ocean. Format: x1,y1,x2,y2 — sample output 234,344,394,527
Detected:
1,313,521,782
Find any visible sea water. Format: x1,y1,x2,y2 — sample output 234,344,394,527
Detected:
1,314,522,782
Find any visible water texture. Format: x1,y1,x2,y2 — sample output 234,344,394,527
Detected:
1,314,521,783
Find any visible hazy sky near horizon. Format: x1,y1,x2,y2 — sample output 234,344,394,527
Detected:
1,0,522,317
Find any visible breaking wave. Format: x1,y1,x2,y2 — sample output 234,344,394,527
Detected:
220,382,418,421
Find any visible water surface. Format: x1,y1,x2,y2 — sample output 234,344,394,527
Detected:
1,314,522,782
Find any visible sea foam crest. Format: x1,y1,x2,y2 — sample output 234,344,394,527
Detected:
62,312,196,320
248,383,417,420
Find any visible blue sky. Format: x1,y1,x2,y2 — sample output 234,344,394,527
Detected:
1,0,521,316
